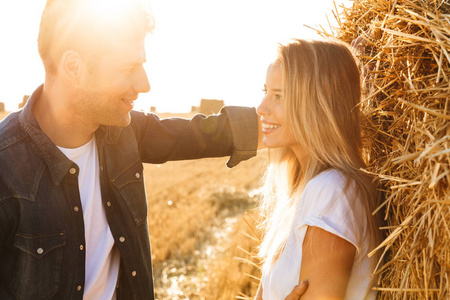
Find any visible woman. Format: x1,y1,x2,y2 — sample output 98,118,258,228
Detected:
255,39,380,299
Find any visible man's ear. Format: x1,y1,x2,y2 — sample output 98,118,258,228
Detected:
59,50,82,80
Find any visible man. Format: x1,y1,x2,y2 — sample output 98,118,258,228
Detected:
0,0,306,299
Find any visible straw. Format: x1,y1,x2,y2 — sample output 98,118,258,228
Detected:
320,0,450,298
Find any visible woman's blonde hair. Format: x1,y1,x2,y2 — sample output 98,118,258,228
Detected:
258,39,380,271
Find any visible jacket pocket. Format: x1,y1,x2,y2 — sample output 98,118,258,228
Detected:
111,160,148,226
10,232,66,300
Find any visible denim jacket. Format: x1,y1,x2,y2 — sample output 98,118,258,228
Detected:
0,85,258,300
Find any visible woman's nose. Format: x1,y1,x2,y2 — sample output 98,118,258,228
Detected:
257,96,270,116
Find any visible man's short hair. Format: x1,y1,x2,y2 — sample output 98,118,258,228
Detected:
38,0,154,75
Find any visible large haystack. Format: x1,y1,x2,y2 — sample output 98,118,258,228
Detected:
199,99,225,115
324,0,449,298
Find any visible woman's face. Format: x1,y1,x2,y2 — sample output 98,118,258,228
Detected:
257,62,297,149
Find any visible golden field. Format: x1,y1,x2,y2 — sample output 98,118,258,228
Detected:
144,152,266,299
0,111,265,299
0,111,8,120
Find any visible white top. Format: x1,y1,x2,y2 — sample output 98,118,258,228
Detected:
261,169,376,300
58,137,120,300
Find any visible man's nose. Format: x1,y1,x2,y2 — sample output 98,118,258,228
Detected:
134,68,151,94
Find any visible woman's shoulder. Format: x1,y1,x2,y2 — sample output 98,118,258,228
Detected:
294,169,362,251
304,169,349,196
297,169,355,216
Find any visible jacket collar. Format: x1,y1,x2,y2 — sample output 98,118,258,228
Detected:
18,84,123,185
104,125,123,144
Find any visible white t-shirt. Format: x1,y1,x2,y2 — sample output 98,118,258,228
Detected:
261,169,377,300
58,137,120,300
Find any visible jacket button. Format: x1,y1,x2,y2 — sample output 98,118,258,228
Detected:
69,168,77,175
119,236,125,243
74,206,79,212
77,285,82,291
37,248,43,255
135,173,140,179
131,271,137,277
106,201,111,207
100,165,104,171
80,245,84,251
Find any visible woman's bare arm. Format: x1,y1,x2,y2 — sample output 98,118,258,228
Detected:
299,226,356,300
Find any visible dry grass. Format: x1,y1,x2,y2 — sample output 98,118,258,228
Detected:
200,211,261,300
144,142,266,299
313,0,450,298
145,156,265,262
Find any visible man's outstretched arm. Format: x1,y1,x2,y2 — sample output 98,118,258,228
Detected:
130,106,258,167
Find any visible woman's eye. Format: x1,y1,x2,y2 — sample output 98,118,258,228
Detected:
275,94,283,100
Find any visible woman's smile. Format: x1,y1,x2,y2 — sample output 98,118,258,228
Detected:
261,120,281,134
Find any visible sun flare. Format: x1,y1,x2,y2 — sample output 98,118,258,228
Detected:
85,0,136,23
1,0,347,112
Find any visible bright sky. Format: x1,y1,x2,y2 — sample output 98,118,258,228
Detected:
0,0,350,113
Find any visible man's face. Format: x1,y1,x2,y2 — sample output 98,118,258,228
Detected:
76,38,150,128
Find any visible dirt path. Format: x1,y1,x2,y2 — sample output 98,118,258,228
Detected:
153,212,243,299
145,156,266,299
